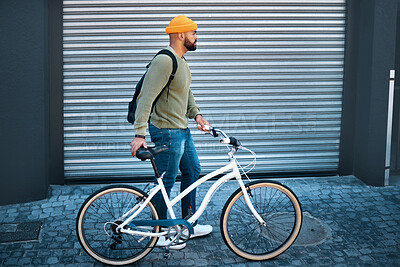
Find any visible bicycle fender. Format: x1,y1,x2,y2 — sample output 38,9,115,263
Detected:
129,219,194,235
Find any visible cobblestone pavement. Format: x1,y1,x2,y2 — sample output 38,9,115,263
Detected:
0,175,399,266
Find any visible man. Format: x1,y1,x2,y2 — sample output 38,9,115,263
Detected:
130,15,212,249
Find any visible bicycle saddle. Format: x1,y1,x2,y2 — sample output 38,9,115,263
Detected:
136,145,168,161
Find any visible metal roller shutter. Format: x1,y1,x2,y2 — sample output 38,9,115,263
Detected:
63,0,346,181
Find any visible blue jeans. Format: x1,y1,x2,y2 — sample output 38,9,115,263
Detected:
149,124,201,220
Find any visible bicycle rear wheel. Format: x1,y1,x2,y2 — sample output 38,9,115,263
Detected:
76,185,160,265
220,180,302,261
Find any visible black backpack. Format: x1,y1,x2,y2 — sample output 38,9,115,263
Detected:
127,49,178,124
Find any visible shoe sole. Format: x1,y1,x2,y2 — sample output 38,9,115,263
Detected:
166,244,186,250
156,244,186,250
190,231,212,238
156,238,186,250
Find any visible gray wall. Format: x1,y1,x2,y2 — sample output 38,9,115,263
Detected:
340,0,399,186
390,0,400,173
48,0,64,185
0,0,63,205
397,0,400,77
0,0,399,205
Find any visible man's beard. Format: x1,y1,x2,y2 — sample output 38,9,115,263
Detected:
184,38,197,51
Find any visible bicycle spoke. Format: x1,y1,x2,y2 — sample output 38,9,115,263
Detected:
77,186,159,264
266,192,288,215
222,182,301,260
231,206,252,217
95,195,118,219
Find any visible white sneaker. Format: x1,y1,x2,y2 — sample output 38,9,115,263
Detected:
190,224,213,238
156,236,186,250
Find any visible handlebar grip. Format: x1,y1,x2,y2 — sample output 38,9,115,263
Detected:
229,137,240,147
211,128,219,137
220,137,240,146
220,138,230,144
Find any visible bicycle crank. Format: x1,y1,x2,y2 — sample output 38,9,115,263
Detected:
166,224,190,245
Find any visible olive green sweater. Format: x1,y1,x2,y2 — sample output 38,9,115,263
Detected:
134,46,201,136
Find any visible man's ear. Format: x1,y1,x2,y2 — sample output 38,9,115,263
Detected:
178,32,185,41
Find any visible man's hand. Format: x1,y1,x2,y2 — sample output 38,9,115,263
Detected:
130,137,147,158
195,114,211,132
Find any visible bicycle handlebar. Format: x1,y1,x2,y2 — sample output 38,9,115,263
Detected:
220,137,241,147
199,125,241,148
204,126,255,175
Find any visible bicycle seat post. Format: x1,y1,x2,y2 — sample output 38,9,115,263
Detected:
150,157,161,178
137,146,168,178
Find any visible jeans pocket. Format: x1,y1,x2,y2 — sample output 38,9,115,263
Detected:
149,124,168,146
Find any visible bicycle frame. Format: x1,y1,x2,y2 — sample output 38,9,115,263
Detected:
117,153,266,236
77,126,303,265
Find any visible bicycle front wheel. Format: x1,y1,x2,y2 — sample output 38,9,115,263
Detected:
76,185,160,265
220,180,302,261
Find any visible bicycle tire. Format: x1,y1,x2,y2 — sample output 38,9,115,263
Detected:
76,185,160,265
220,180,302,261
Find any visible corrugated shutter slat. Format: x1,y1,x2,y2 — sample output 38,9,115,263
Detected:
63,0,345,180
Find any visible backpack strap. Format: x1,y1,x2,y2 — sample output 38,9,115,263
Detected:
156,49,178,79
147,49,178,101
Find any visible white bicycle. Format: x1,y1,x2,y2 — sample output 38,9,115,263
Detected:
76,127,303,265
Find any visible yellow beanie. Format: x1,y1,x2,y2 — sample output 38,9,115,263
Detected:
165,15,197,34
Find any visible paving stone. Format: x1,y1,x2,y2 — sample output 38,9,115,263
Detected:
46,256,59,264
17,257,31,265
0,176,399,266
290,259,304,266
2,259,17,266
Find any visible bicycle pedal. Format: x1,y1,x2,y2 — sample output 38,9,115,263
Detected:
163,248,170,259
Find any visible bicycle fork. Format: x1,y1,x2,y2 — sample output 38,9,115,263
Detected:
232,161,267,226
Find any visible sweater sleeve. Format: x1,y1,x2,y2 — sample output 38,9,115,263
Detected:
134,55,173,136
187,88,201,119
